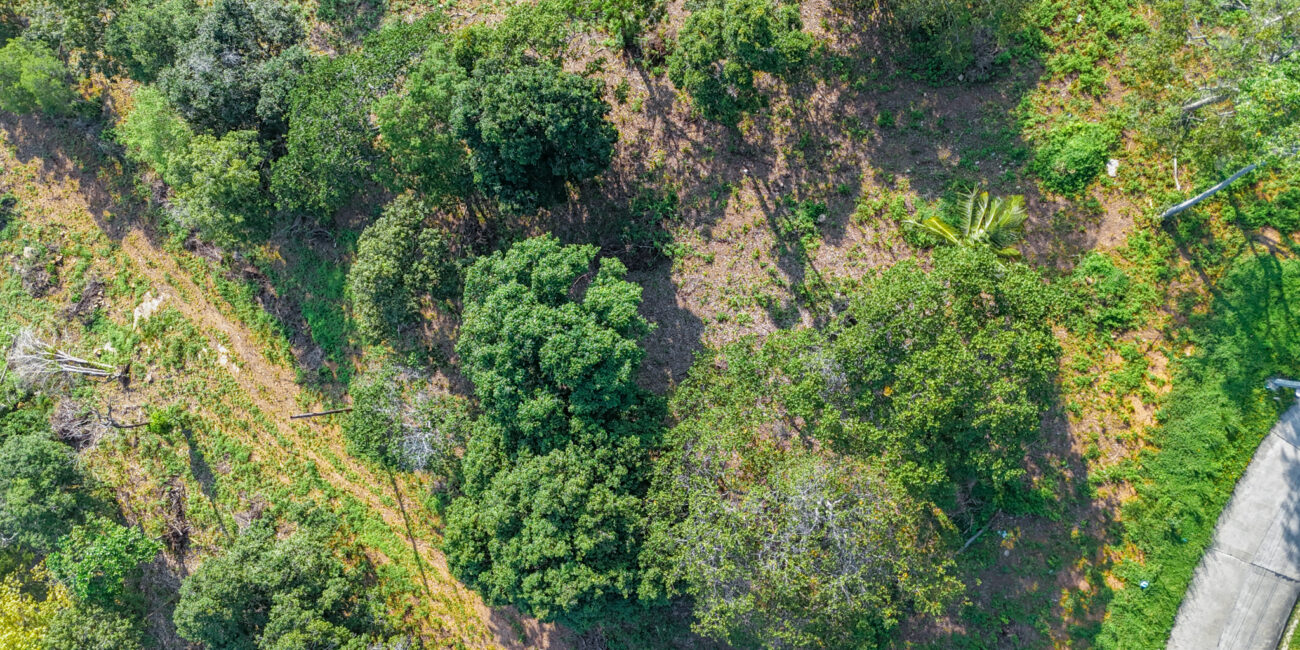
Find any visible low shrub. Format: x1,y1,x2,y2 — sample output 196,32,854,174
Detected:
1031,121,1118,195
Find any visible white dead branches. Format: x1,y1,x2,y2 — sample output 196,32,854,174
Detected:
5,329,124,390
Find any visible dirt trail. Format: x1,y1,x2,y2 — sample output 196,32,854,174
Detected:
118,231,430,543
0,118,565,649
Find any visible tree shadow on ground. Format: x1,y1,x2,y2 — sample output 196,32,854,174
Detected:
179,424,231,542
900,351,1116,647
139,554,190,650
485,605,577,650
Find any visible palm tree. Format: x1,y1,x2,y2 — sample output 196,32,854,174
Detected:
908,187,1028,258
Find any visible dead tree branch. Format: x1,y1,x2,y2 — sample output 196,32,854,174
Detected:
958,509,1002,554
6,329,125,389
1161,160,1262,220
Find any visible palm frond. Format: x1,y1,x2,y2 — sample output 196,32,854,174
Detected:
909,215,963,247
960,187,980,242
918,187,1028,258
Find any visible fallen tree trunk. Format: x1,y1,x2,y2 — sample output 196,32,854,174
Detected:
290,407,353,420
1161,160,1261,220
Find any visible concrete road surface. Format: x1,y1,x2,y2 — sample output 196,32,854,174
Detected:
1168,404,1300,649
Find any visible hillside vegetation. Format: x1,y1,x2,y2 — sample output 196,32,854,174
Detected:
1,0,1299,648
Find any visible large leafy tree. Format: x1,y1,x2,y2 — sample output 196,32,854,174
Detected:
0,431,90,554
103,0,198,82
116,86,193,179
346,194,459,343
19,0,119,70
41,601,145,650
272,16,438,218
450,58,616,212
167,130,267,243
644,355,961,647
375,42,470,199
158,0,303,134
0,39,76,116
443,235,658,629
172,519,380,650
667,0,811,124
0,569,70,648
46,516,161,609
118,88,266,243
815,247,1058,499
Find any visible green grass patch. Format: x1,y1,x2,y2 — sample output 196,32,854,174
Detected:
1098,253,1300,648
262,232,360,388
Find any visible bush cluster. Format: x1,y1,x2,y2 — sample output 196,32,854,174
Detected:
667,0,812,124
1030,121,1119,195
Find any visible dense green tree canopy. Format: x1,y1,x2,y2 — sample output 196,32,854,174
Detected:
103,0,198,82
375,43,470,199
813,247,1059,499
444,235,658,628
172,519,379,650
343,365,408,469
272,16,438,218
118,88,266,242
0,39,76,115
46,516,161,608
167,130,267,242
41,602,146,650
667,0,811,124
158,0,303,133
454,235,652,445
450,58,616,212
116,86,193,178
19,0,118,70
346,194,459,343
0,431,89,554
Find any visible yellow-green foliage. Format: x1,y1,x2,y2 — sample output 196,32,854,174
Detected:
0,569,69,649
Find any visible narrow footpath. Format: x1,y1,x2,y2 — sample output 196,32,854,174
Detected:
1169,405,1300,649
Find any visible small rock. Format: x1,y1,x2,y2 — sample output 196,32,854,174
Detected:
1107,158,1120,177
215,344,238,374
132,291,167,330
